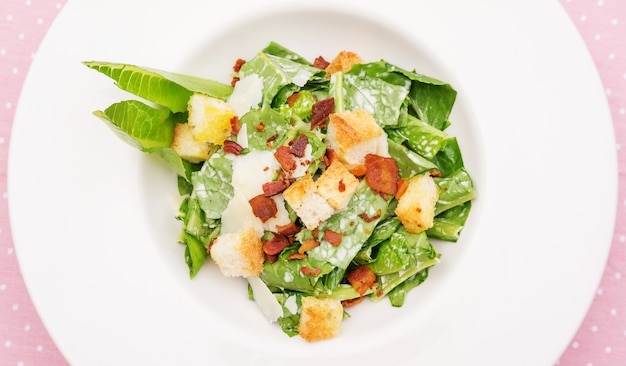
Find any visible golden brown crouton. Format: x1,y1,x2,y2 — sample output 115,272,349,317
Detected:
326,109,387,170
315,160,359,210
394,173,440,233
325,51,363,76
298,296,343,342
187,93,235,145
282,173,334,230
210,227,264,277
171,123,213,163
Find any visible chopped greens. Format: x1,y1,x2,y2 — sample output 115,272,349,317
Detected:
84,42,476,341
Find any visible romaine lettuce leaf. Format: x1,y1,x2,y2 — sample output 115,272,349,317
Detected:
191,150,234,219
434,167,476,215
84,62,233,113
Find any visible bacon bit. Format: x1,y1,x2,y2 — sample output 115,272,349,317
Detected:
375,290,384,297
290,134,309,158
341,297,364,308
323,230,342,247
230,77,240,87
266,253,279,264
255,121,265,132
233,58,246,72
229,116,241,135
263,234,290,256
429,169,443,178
364,154,399,195
266,133,278,148
313,56,330,70
396,178,409,200
338,179,346,193
301,266,321,276
347,266,377,296
262,179,289,197
349,165,367,178
288,252,307,260
223,140,244,155
298,238,320,254
248,194,278,223
312,228,319,239
310,98,335,130
358,209,381,223
321,148,336,168
286,93,301,107
276,222,301,236
274,146,296,171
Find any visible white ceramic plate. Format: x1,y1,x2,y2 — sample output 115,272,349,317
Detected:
8,0,617,365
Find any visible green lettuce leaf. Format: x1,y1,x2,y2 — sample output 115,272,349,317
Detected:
84,61,233,113
191,150,234,219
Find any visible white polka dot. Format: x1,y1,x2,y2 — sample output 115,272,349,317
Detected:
619,235,625,242
25,0,32,5
56,3,63,9
17,33,25,40
24,324,30,332
586,363,593,366
36,345,43,352
18,362,24,366
12,67,18,75
7,247,14,255
6,14,13,21
36,18,43,25
594,34,601,41
605,346,612,353
611,309,617,316
591,325,599,332
620,108,626,115
0,137,5,144
597,288,604,295
612,19,619,25
3,192,8,199
4,340,11,347
572,341,580,349
606,88,612,95
4,102,10,109
598,0,604,5
12,304,18,311
0,48,6,56
608,53,615,60
0,284,6,290
581,14,588,21
615,272,622,279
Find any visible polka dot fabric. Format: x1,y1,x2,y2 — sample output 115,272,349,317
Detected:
0,1,624,365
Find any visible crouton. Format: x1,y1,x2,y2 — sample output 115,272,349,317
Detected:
282,173,335,230
315,160,359,210
187,93,235,145
210,227,264,277
298,296,343,342
170,123,212,163
394,173,440,234
325,51,362,76
326,109,388,170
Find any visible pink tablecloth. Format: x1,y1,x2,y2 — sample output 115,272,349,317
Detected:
1,1,624,365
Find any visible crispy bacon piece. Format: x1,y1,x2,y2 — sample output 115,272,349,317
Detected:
287,92,301,107
276,222,301,236
310,98,335,130
321,148,336,168
288,252,307,260
223,140,244,155
349,164,367,178
313,56,330,70
248,194,277,223
358,209,381,223
290,133,309,158
263,234,290,256
346,266,377,296
262,179,289,196
230,77,240,87
429,169,443,178
338,179,346,193
395,178,409,200
341,297,364,308
266,253,279,264
230,116,241,135
301,266,321,276
232,58,246,72
364,154,399,195
298,238,320,254
323,230,343,246
255,121,265,132
274,145,296,171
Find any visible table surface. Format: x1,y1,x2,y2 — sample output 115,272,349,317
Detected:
1,1,625,365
